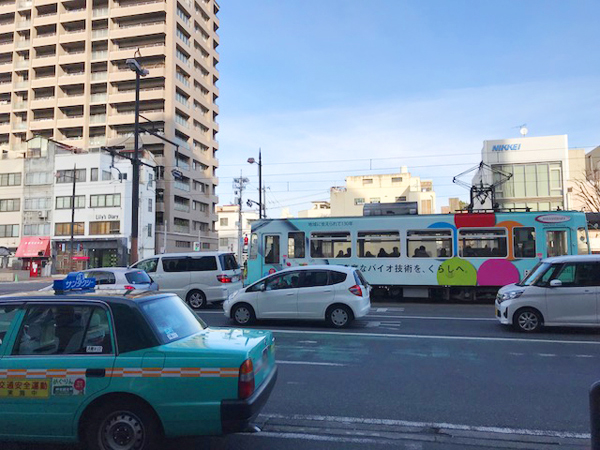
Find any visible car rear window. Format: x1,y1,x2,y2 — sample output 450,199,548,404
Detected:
140,295,205,344
219,253,239,270
329,271,347,285
125,270,152,284
354,270,368,286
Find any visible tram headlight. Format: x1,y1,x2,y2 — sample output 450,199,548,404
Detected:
499,290,524,303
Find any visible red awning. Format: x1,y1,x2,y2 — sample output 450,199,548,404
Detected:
15,237,51,258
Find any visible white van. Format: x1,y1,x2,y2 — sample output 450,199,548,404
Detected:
131,252,243,308
496,254,600,332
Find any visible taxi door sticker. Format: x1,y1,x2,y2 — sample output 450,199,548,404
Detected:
0,379,50,398
51,376,86,396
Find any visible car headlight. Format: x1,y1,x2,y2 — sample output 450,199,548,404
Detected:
499,290,524,303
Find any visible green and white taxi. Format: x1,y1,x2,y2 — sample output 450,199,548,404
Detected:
0,273,278,450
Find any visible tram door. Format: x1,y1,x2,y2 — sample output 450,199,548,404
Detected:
263,234,281,272
545,229,569,258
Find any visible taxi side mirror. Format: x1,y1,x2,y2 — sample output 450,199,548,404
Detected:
549,279,562,288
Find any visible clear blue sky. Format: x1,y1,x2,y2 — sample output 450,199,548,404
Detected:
215,0,600,215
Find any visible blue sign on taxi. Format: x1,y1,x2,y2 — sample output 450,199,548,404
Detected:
53,272,96,292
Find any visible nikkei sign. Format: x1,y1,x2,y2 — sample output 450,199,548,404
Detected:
492,144,521,152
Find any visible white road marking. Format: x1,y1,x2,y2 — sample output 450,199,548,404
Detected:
270,329,600,345
576,354,594,358
198,310,225,314
247,431,403,446
365,321,381,328
277,360,346,367
376,308,388,312
298,340,318,344
509,352,524,356
538,353,556,357
262,413,590,440
367,314,496,321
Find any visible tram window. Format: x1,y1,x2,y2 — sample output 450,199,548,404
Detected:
407,230,452,258
459,228,507,257
357,231,400,258
546,230,567,257
577,227,589,255
249,233,258,260
264,235,280,264
288,232,305,258
514,227,536,258
310,232,351,258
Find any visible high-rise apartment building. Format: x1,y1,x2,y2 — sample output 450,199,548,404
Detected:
0,0,220,252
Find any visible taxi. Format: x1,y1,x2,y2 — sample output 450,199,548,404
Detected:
0,272,278,450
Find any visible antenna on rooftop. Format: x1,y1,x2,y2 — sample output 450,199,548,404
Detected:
514,123,528,136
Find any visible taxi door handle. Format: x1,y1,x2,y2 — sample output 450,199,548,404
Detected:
86,368,106,378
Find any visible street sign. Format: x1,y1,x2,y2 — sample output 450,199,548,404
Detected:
193,242,200,251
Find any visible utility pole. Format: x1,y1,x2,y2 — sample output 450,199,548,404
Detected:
233,173,249,263
69,163,77,272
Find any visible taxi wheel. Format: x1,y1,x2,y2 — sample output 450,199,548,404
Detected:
85,400,162,450
326,305,353,328
186,290,207,309
232,303,256,326
513,308,543,333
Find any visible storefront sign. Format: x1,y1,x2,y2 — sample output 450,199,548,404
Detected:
95,214,120,220
492,144,521,152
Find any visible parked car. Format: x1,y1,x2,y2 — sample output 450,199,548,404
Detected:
131,252,243,309
39,268,159,294
224,265,371,328
496,254,600,332
0,273,277,450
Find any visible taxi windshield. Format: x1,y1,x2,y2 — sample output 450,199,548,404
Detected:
140,296,206,344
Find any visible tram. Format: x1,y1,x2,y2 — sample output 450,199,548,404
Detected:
246,210,590,301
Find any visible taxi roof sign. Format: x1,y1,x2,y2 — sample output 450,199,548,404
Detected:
53,272,96,293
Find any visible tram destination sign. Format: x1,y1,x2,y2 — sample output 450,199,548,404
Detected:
535,214,571,224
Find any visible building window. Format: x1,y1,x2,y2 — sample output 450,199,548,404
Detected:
0,173,22,186
25,172,52,185
358,231,400,258
395,196,407,202
24,197,51,211
23,223,51,236
310,232,351,258
220,218,228,226
391,177,403,183
421,199,432,214
193,221,209,232
202,242,210,249
407,230,452,258
148,198,152,212
56,196,85,209
369,198,380,203
56,169,86,183
193,201,208,212
91,168,98,181
102,170,112,181
148,224,152,237
90,221,120,235
354,198,365,205
458,228,507,257
0,224,19,237
55,222,84,236
0,199,20,212
219,237,228,246
175,240,191,248
173,218,190,233
90,194,121,208
362,178,373,185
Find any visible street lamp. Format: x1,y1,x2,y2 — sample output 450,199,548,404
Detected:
247,149,263,219
126,53,148,265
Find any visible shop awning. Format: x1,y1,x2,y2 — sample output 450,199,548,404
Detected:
15,237,51,258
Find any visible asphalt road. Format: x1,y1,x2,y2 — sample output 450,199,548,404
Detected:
1,282,598,449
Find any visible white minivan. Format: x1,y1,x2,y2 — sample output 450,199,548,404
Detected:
131,252,243,308
496,254,600,332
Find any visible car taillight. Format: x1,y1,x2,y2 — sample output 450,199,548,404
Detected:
217,274,232,283
238,359,255,399
349,285,362,297
124,285,135,290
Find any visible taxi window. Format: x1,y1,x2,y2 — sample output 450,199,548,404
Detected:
13,305,113,355
0,305,20,353
140,296,204,344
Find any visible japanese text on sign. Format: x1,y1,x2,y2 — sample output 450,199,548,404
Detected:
0,379,49,398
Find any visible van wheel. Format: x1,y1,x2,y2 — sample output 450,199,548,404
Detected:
186,290,206,309
326,305,353,328
84,400,162,450
513,308,543,332
232,303,256,326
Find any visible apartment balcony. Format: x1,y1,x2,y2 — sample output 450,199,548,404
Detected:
0,122,10,134
57,94,85,108
59,31,87,45
110,22,166,40
16,21,31,30
14,59,29,69
107,108,164,125
108,87,165,104
30,96,55,109
90,92,107,103
91,29,108,40
62,9,86,22
110,43,166,61
58,52,86,65
108,65,165,83
0,41,12,53
89,113,106,124
29,117,55,130
91,50,108,61
12,122,27,130
32,34,57,48
0,22,13,35
15,40,31,49
0,100,11,113
0,81,12,94
17,0,32,8
31,76,56,89
56,116,83,128
112,0,167,19
60,72,86,85
13,80,29,90
32,54,57,67
32,0,56,5
92,7,109,18
33,13,58,27
0,61,13,73
91,71,107,82
89,136,106,146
